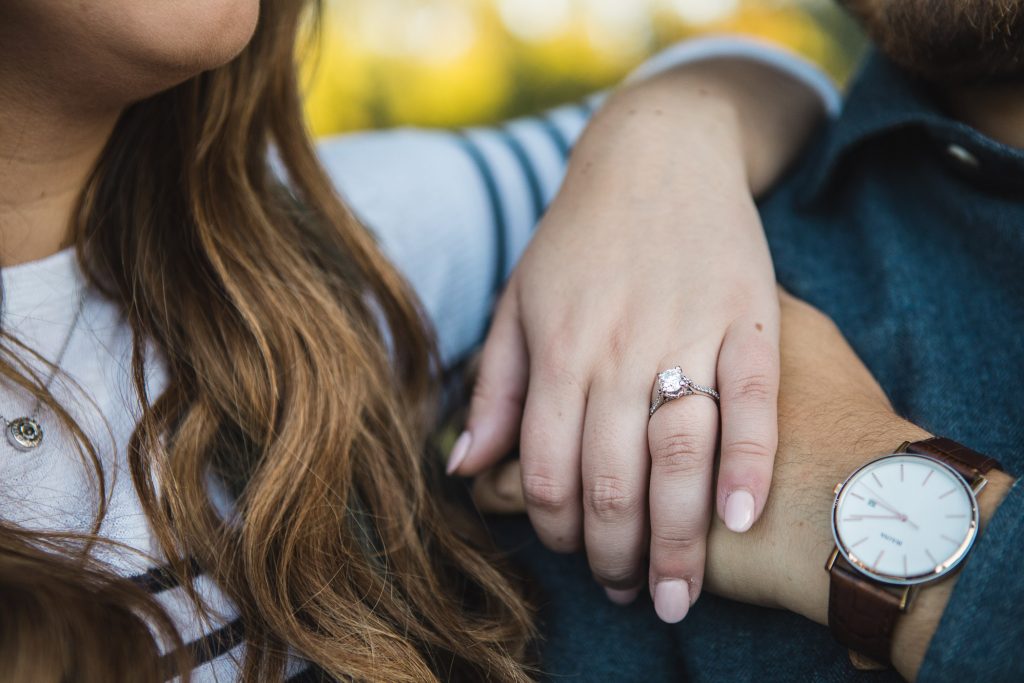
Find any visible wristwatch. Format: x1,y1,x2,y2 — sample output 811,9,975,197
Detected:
825,437,1002,668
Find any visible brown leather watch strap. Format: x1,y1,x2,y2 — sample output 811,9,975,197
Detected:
828,556,904,666
904,436,1002,482
828,436,1000,668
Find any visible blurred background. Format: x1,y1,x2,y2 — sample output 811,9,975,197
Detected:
302,0,866,137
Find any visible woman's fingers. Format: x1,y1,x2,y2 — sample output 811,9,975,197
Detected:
581,373,650,600
646,361,719,624
715,315,780,533
518,358,587,553
449,289,529,476
462,288,778,619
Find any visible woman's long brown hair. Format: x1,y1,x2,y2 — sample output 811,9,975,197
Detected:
0,1,534,681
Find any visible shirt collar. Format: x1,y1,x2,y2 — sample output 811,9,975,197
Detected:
800,51,1024,202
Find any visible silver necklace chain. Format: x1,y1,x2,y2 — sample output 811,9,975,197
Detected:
1,293,87,451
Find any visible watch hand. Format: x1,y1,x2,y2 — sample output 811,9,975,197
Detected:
845,514,902,520
859,484,920,530
858,484,903,517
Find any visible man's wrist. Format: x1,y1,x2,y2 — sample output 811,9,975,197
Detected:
778,419,1013,681
779,416,933,627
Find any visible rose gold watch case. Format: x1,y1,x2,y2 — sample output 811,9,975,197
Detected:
829,453,981,587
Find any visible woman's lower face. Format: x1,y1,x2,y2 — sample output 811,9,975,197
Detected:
0,0,261,107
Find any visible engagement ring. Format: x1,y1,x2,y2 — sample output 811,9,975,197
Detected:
649,367,720,417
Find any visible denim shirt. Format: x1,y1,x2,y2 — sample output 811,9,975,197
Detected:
491,53,1024,682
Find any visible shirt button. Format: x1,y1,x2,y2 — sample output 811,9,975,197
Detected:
946,143,980,168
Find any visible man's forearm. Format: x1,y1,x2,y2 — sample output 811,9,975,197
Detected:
769,418,933,627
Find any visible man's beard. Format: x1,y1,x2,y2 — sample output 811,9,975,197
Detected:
841,0,1024,84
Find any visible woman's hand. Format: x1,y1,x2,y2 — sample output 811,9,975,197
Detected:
474,289,1015,681
448,59,828,622
469,289,902,611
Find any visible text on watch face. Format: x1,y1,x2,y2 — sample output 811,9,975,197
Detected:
833,454,977,583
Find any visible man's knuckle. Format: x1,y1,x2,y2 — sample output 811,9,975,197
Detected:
789,298,838,331
585,475,642,521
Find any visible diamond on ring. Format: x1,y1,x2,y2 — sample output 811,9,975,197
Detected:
658,367,691,398
650,366,720,417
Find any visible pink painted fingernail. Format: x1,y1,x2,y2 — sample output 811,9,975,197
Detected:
446,431,472,475
605,586,641,606
724,490,756,533
653,580,690,623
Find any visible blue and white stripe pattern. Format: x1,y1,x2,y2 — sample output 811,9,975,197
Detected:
316,36,838,372
316,99,593,371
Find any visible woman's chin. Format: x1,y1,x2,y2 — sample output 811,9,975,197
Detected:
1,0,262,109
113,0,261,85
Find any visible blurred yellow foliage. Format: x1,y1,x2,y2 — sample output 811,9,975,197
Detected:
302,0,862,137
706,6,856,82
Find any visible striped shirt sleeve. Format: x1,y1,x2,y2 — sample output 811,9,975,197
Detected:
315,36,839,369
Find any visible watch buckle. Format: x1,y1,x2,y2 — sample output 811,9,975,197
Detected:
848,650,888,671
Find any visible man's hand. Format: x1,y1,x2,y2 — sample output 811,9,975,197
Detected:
698,289,930,613
473,290,1014,680
701,290,1014,679
448,58,827,622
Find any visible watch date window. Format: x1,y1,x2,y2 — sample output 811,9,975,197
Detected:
834,455,977,583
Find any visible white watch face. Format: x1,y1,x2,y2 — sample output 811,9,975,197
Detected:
832,454,979,585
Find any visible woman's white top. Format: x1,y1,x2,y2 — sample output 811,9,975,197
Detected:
0,37,837,681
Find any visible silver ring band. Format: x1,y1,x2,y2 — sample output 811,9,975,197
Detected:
650,367,720,417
